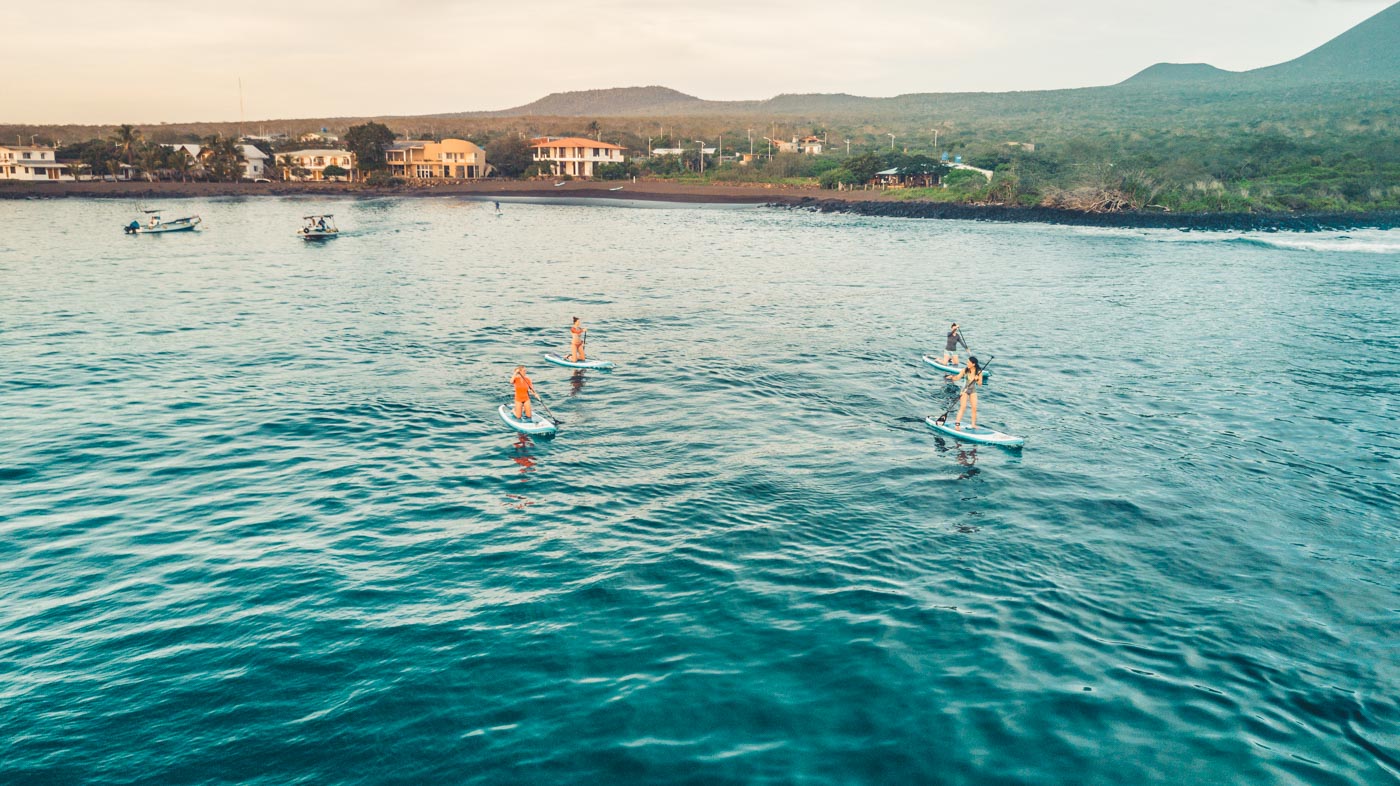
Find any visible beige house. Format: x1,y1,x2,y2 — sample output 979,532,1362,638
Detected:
279,149,356,181
386,139,489,179
0,145,72,181
530,137,625,178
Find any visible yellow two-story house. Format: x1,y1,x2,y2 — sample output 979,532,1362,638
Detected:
386,139,490,179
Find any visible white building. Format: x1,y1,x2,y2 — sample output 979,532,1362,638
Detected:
0,145,72,181
651,147,716,156
239,145,270,179
278,149,356,181
530,137,625,178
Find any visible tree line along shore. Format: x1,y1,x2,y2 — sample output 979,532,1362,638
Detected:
6,89,1400,221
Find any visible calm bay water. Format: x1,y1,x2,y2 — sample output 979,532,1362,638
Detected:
1,197,1396,785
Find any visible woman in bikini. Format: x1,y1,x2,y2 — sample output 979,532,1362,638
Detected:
566,317,586,362
946,355,984,430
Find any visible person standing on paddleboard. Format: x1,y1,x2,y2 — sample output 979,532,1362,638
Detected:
946,356,984,430
939,323,968,366
566,317,586,362
512,365,540,420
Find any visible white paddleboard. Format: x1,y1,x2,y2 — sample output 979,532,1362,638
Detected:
922,355,991,379
544,352,615,371
925,417,1024,447
499,404,557,435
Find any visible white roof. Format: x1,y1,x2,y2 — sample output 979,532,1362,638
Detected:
282,149,352,157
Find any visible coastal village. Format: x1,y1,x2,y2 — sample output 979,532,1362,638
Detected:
1,123,994,192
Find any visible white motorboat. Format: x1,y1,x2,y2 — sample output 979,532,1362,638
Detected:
124,211,201,234
299,214,339,240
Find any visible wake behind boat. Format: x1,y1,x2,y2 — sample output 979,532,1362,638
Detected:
299,214,339,240
124,211,201,234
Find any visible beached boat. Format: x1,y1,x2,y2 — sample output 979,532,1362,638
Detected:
299,214,339,240
124,211,201,234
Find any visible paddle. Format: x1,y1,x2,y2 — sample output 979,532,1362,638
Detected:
935,355,995,426
531,387,563,425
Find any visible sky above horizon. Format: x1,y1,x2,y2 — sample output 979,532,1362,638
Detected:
3,0,1392,125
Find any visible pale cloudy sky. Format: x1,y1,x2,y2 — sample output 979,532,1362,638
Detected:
3,0,1391,124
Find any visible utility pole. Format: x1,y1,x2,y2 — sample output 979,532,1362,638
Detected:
844,138,851,155
887,133,896,150
748,128,754,155
694,140,705,175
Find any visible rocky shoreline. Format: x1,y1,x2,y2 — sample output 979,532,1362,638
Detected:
4,180,1396,231
783,198,1400,232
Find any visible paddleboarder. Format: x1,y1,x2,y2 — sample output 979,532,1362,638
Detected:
939,323,968,366
946,356,984,430
512,365,540,420
566,317,587,362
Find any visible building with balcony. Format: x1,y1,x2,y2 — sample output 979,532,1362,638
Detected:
530,137,625,178
0,145,72,181
278,149,356,181
386,139,489,179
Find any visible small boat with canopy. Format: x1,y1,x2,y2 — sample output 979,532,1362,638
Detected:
299,214,339,240
123,210,201,234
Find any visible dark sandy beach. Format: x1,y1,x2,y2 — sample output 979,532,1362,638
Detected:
4,179,1396,230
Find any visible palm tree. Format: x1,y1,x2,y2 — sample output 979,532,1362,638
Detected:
587,120,601,140
111,124,142,167
138,143,162,182
172,149,194,182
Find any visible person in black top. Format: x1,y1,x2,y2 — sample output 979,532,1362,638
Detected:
939,323,968,366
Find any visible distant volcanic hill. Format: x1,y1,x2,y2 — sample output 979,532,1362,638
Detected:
440,1,1400,119
446,86,711,118
1122,1,1400,87
1118,63,1236,86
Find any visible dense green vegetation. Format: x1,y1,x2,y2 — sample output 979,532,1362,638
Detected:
54,125,248,182
13,77,1400,212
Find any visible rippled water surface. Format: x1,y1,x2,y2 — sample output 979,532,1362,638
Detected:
2,197,1397,785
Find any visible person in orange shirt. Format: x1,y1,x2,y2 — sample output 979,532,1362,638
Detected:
512,365,539,420
566,316,586,362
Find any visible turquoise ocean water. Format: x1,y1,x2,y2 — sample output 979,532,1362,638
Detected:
1,197,1396,784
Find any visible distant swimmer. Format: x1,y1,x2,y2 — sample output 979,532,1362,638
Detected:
939,322,968,366
945,356,984,430
512,365,540,420
566,316,586,362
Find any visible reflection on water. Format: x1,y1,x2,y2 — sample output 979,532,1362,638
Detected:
510,433,537,476
569,369,587,396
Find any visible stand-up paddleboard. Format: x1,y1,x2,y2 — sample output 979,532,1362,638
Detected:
922,355,992,378
499,404,557,436
544,353,615,371
925,417,1024,447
